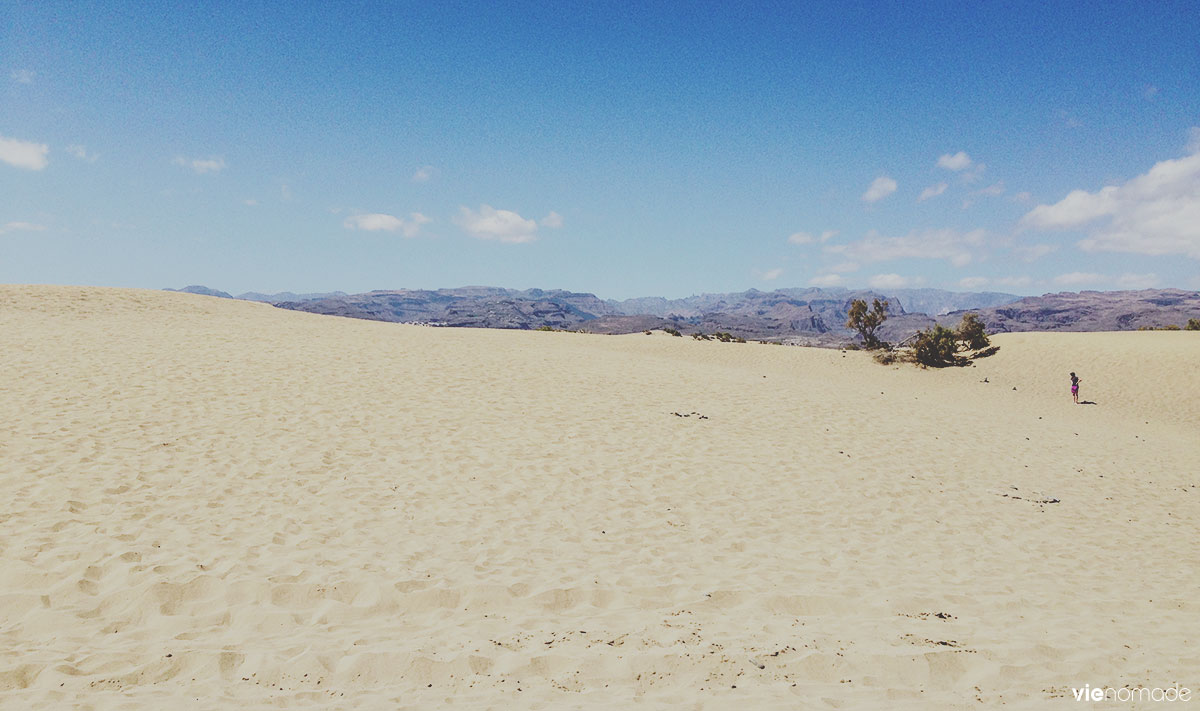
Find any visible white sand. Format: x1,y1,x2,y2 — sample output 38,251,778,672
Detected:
1,285,1197,709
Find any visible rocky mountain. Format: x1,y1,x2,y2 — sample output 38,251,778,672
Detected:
164,286,346,302
608,287,1019,318
168,283,1198,345
271,286,935,344
165,285,234,299
878,288,1021,316
939,289,1200,333
237,290,347,303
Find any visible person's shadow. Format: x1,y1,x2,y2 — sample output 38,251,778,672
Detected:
1079,400,1098,405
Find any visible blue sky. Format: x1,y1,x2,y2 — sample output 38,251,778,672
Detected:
2,1,1199,298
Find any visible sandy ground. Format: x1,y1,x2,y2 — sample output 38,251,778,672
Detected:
1,285,1198,710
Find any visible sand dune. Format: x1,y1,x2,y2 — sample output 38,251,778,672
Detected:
1,285,1197,709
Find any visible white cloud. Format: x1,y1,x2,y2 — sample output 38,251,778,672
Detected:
759,268,784,281
10,69,34,84
173,156,226,174
1116,272,1158,289
958,276,990,289
0,221,47,235
411,165,434,183
540,211,563,228
281,184,293,201
454,204,540,243
937,152,972,171
809,274,844,287
66,144,98,162
1054,271,1106,286
343,212,431,237
790,229,837,244
1188,126,1200,154
1020,149,1200,258
995,276,1033,288
918,183,947,202
827,228,986,267
1014,243,1057,262
829,261,860,273
862,176,897,203
0,135,49,170
1012,191,1033,203
868,273,913,289
960,162,987,184
977,181,1005,197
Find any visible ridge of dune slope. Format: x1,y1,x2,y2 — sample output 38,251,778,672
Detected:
1,285,1197,710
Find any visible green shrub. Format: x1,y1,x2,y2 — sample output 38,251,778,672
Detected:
692,333,711,341
956,313,990,350
663,326,682,337
912,325,962,367
846,298,889,349
535,325,555,331
1187,318,1200,331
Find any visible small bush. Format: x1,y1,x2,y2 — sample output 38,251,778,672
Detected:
692,333,711,341
707,331,745,343
872,349,902,365
912,325,963,367
663,326,682,337
1187,318,1200,331
844,343,860,351
846,298,889,349
956,313,990,350
535,325,556,331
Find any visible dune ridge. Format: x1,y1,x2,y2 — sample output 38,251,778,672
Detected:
1,285,1197,709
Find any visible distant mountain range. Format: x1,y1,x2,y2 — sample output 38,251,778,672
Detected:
937,289,1200,333
166,286,347,302
165,284,1200,344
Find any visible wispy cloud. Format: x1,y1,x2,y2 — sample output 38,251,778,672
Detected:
1054,271,1105,286
861,176,897,203
454,204,543,243
1143,85,1159,101
809,273,844,287
959,275,1034,290
10,69,34,84
173,156,226,174
918,183,947,202
868,273,914,289
343,212,431,237
937,152,972,171
826,228,986,267
0,135,49,170
787,230,836,245
761,268,783,281
1020,143,1200,258
66,144,99,163
411,165,434,183
540,211,563,228
977,181,1005,197
1116,272,1158,289
1014,243,1057,262
0,221,47,235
